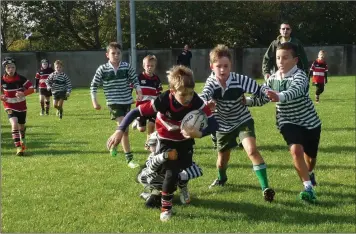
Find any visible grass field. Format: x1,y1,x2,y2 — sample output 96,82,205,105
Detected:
1,76,355,232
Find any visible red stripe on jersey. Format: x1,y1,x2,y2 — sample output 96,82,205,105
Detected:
138,100,156,117
141,86,159,96
311,59,328,84
3,100,27,112
201,104,213,118
35,68,54,89
1,74,32,111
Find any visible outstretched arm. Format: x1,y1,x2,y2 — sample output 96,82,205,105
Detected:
266,73,309,102
90,67,103,110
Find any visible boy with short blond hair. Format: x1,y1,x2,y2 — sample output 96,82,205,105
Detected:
134,55,162,150
200,44,275,202
107,65,218,222
46,60,72,119
246,42,321,203
90,42,142,169
309,50,328,103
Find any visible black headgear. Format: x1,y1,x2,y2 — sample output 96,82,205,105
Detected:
2,57,16,67
41,59,49,64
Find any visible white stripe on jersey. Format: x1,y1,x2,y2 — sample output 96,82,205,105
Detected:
200,72,260,133
46,72,72,94
313,72,325,76
90,61,139,105
249,66,321,130
5,97,26,103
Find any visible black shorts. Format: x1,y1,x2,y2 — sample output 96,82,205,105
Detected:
137,115,156,128
39,88,52,97
156,138,194,170
53,91,67,101
108,104,131,120
280,124,321,158
6,109,27,124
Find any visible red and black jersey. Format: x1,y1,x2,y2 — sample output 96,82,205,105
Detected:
136,72,163,107
35,67,54,89
138,90,213,141
310,59,328,84
1,73,33,112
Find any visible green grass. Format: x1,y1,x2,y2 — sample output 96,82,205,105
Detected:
1,76,355,232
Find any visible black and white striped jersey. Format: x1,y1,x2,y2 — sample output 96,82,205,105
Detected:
90,61,140,105
46,71,72,94
200,72,261,133
137,152,203,189
247,66,321,130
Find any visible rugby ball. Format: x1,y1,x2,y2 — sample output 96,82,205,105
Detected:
180,110,208,131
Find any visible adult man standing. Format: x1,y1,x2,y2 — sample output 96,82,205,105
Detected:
262,22,309,80
177,44,192,68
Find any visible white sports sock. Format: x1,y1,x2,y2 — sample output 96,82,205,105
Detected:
303,180,313,190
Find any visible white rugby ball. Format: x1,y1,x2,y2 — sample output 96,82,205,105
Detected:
181,110,208,131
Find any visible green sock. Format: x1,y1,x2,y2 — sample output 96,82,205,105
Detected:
125,152,133,163
253,163,269,190
218,167,227,181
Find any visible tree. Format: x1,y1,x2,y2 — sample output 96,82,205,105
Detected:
22,1,115,50
1,1,29,52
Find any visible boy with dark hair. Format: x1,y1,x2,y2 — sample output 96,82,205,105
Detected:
1,57,35,156
90,42,142,169
35,58,54,115
177,44,192,68
107,65,218,221
309,50,328,103
200,44,275,203
262,22,308,80
246,42,321,203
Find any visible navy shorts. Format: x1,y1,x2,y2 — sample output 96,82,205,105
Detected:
280,124,321,158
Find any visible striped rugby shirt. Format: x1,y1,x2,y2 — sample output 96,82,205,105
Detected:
310,59,328,84
247,66,321,130
35,67,54,89
1,73,33,112
90,61,140,105
138,151,203,188
46,71,72,94
200,72,261,133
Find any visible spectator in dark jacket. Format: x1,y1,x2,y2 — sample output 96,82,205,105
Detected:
177,44,192,68
262,22,308,80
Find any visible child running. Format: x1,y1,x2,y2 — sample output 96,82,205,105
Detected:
309,50,328,103
137,132,203,208
199,44,275,202
90,42,142,168
246,42,321,203
133,55,162,150
1,57,34,156
46,60,72,119
35,58,54,115
107,65,218,221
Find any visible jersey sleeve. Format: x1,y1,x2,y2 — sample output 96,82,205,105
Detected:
156,76,163,94
20,75,34,89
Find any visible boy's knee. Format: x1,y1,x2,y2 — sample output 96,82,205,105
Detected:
290,144,304,158
138,127,146,132
244,145,259,158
